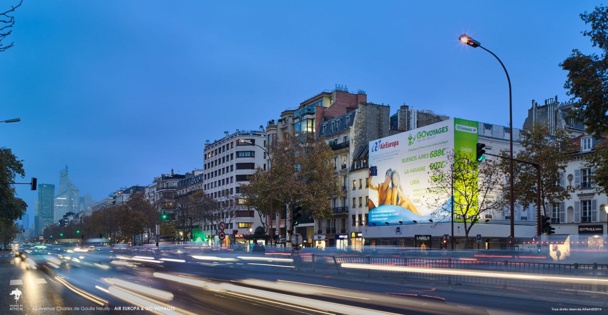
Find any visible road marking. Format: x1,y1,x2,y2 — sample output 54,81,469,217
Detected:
10,278,47,285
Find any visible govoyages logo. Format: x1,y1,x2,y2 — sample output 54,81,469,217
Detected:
408,125,449,146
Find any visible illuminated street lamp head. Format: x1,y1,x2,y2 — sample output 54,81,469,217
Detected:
459,34,480,48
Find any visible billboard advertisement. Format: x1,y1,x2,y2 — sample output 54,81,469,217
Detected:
368,118,478,225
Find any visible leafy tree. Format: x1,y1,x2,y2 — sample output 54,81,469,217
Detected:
427,151,504,248
242,134,342,232
0,148,27,224
561,5,608,193
497,123,576,216
0,0,23,52
0,220,20,248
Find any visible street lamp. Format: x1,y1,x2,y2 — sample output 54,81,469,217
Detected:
459,34,515,242
1,118,20,123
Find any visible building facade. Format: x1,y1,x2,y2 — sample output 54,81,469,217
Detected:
525,96,608,249
35,183,55,236
202,129,266,246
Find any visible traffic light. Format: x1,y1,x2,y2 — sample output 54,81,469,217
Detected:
541,215,554,234
31,177,37,190
161,212,168,221
293,206,302,227
476,143,486,162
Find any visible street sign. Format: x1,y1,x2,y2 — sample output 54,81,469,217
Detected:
218,222,226,230
291,233,303,245
476,234,482,242
219,232,226,240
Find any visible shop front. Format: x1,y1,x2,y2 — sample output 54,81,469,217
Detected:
335,234,349,250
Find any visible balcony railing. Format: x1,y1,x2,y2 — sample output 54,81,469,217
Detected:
333,207,348,214
330,142,349,150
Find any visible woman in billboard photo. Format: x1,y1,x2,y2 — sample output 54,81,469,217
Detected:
368,168,392,210
389,171,420,215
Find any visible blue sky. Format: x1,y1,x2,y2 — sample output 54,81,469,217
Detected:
0,1,600,227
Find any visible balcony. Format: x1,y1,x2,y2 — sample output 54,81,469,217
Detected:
333,207,348,214
330,141,349,151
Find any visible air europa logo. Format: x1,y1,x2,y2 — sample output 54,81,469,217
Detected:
371,140,400,152
408,125,449,146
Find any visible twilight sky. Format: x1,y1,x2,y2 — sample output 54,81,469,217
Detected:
0,0,600,227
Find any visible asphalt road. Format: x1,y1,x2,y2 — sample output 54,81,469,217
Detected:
1,248,606,315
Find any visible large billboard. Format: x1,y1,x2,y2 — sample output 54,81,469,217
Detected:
368,118,478,225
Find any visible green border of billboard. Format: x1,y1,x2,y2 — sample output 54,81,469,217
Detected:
453,118,480,222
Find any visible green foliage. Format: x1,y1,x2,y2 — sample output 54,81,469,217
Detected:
561,5,608,193
0,148,27,224
242,134,342,224
498,123,575,212
427,151,504,248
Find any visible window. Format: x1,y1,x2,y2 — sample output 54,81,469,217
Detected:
582,200,593,223
352,198,356,209
236,151,255,158
235,175,249,182
358,179,362,189
352,214,356,226
550,203,562,224
581,168,593,189
352,180,357,190
582,137,593,151
358,197,362,208
238,222,252,229
236,163,255,170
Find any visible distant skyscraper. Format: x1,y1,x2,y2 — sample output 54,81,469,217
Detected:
36,183,55,236
54,166,80,222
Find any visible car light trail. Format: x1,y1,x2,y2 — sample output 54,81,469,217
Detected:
237,256,293,263
190,255,237,262
153,273,410,315
341,263,608,285
54,276,108,306
104,278,174,301
107,285,197,315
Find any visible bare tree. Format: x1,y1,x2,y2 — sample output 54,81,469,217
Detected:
427,151,504,248
0,0,23,53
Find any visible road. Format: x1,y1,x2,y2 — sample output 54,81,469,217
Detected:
0,247,606,314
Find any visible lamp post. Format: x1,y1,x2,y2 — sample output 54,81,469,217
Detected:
1,118,20,123
459,34,515,243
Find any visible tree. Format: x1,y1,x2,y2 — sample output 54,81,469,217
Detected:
175,190,215,241
242,134,342,231
497,123,576,215
0,148,27,224
0,220,20,248
427,151,504,248
561,5,608,193
0,0,23,52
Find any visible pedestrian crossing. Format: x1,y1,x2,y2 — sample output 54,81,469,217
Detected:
10,278,48,285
